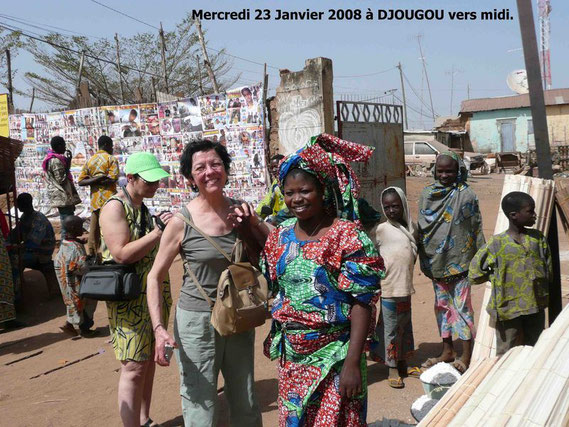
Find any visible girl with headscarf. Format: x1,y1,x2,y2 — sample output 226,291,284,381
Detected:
418,152,485,373
260,134,385,426
368,187,417,388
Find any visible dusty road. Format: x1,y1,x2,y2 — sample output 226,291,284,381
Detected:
1,174,568,426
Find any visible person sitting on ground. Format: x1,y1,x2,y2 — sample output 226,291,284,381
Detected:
469,192,551,355
369,187,418,388
9,193,60,298
417,152,485,374
42,136,81,240
78,135,119,262
255,154,290,224
54,215,98,338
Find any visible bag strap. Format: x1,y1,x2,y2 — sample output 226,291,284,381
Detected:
121,185,149,237
175,210,222,309
175,212,232,262
182,257,214,308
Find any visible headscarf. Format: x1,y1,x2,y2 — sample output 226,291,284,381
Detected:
278,134,374,223
417,151,485,279
380,186,417,258
42,149,73,181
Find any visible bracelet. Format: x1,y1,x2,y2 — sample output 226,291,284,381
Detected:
153,324,164,332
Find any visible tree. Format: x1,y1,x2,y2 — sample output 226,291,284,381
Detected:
0,29,23,93
21,17,237,109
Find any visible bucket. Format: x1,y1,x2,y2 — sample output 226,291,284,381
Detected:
421,381,454,399
411,395,439,422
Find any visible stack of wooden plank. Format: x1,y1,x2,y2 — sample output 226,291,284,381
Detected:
471,175,555,363
419,303,569,426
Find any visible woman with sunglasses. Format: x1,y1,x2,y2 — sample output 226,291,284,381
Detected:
99,152,172,427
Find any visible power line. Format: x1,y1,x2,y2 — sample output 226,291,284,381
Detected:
0,13,106,40
89,0,159,30
335,66,396,78
88,0,283,71
0,22,188,86
402,70,438,116
393,93,434,119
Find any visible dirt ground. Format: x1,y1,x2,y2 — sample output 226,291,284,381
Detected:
1,174,568,426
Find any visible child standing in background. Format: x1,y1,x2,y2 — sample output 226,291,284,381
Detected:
469,192,551,355
54,216,98,337
418,152,485,373
369,187,418,388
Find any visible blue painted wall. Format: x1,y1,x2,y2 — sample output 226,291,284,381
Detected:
468,108,532,153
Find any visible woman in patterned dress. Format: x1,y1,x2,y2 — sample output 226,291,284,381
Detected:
261,134,385,426
100,153,172,427
417,152,485,373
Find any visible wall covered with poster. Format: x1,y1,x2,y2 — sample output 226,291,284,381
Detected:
8,83,267,216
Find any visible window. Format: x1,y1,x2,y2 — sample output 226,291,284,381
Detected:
415,142,437,155
527,119,534,135
404,143,413,155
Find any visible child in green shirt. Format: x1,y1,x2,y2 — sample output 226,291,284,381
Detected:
469,192,551,355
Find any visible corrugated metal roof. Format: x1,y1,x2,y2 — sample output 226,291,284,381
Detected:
460,88,569,113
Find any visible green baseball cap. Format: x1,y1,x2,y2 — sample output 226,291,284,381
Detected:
125,152,170,182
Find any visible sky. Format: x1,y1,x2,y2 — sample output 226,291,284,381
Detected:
2,0,568,129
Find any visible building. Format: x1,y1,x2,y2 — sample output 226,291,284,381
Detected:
460,88,569,153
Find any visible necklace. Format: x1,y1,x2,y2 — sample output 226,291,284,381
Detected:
297,217,326,237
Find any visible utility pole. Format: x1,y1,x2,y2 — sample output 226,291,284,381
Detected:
417,35,436,122
28,88,35,113
194,18,220,93
195,55,204,96
516,0,561,321
159,23,169,94
396,62,409,129
446,65,462,115
151,77,157,102
114,34,125,104
6,49,14,112
467,83,471,100
76,50,85,92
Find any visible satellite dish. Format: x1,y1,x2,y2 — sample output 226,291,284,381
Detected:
507,70,529,94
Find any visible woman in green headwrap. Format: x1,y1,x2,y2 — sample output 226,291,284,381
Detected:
418,152,485,373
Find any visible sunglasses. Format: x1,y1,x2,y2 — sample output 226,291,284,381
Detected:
137,175,160,185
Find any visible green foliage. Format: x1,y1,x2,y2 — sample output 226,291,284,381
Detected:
18,18,237,108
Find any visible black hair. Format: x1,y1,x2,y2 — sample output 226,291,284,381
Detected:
501,191,535,216
16,192,33,209
381,187,402,202
271,154,285,162
97,135,113,148
241,87,252,96
50,136,65,150
179,140,232,189
129,109,137,118
283,168,324,194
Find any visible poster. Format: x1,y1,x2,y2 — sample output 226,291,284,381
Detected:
9,83,267,215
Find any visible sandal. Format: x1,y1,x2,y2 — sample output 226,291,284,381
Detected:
451,359,468,374
388,377,404,389
421,353,456,369
59,322,78,337
407,366,422,378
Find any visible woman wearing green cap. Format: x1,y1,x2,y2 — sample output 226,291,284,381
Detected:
99,152,172,427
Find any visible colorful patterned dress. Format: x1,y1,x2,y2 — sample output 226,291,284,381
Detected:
101,195,171,362
262,218,384,426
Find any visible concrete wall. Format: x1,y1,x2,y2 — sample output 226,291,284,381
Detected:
467,105,569,153
269,57,334,156
467,108,532,153
546,104,569,145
